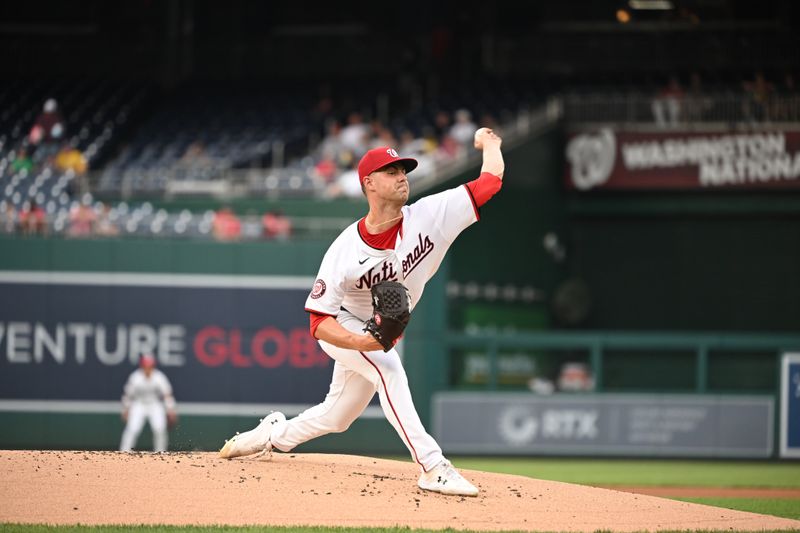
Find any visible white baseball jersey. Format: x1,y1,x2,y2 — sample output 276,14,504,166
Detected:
121,368,174,407
305,184,478,319
120,368,175,452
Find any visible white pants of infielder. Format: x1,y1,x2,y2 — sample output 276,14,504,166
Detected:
269,310,444,472
120,402,168,452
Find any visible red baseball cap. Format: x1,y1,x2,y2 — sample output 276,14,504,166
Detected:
357,147,418,184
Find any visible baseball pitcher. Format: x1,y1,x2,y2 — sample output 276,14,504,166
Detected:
220,127,505,496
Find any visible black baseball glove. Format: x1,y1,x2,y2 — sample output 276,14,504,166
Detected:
363,280,411,352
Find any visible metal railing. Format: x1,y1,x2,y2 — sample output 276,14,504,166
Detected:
0,204,353,241
446,330,800,392
562,92,800,126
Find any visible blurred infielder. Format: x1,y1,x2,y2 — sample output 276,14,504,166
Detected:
220,127,505,496
119,354,178,452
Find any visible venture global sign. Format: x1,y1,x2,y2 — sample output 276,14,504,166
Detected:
0,274,331,403
0,321,327,369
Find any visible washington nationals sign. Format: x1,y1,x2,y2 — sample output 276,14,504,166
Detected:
565,128,800,190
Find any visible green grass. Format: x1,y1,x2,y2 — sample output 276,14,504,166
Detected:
0,524,786,533
677,498,800,520
447,457,800,524
442,458,800,525
0,528,449,533
0,528,414,533
448,458,800,488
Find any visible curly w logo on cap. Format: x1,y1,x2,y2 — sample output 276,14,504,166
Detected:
357,146,418,183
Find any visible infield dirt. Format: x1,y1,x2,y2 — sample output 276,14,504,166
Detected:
2,450,799,532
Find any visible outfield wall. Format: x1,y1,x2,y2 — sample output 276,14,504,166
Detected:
2,125,797,456
0,236,434,454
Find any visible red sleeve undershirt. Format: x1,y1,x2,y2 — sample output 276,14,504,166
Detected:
308,173,501,338
466,172,503,208
309,311,333,339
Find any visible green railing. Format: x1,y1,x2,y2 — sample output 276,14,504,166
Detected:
445,331,800,392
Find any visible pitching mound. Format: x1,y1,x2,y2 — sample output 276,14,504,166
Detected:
2,450,799,532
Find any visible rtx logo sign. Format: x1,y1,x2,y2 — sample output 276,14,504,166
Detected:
498,406,599,446
498,407,539,446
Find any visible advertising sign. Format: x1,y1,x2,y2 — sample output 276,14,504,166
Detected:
434,392,773,457
780,352,800,458
0,271,333,410
565,129,800,190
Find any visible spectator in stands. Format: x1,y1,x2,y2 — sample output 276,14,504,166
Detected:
651,75,683,127
337,149,357,171
771,71,797,121
319,118,343,148
432,110,451,142
19,200,47,236
54,142,88,175
11,148,34,174
368,121,398,150
68,199,97,238
313,156,338,183
212,206,242,241
435,133,466,163
683,72,710,122
316,119,344,173
262,209,292,240
0,201,16,234
449,108,477,147
420,125,441,154
326,161,362,199
398,128,427,158
179,140,212,168
28,98,65,148
742,71,775,122
94,202,119,237
398,128,435,182
339,112,370,158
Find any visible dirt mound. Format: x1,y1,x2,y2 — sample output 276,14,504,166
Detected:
2,450,799,532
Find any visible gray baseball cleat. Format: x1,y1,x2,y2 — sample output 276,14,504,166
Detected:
219,411,286,459
417,459,479,496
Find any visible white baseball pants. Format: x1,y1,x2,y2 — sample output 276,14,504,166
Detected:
120,402,168,452
269,311,444,472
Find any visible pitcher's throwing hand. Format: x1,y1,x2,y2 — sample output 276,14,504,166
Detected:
473,127,502,150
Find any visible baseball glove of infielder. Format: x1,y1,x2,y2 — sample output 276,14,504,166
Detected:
364,280,411,352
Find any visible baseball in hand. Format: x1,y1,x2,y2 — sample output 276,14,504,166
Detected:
473,127,492,150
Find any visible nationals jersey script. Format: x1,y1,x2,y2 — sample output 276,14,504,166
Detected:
305,184,478,320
